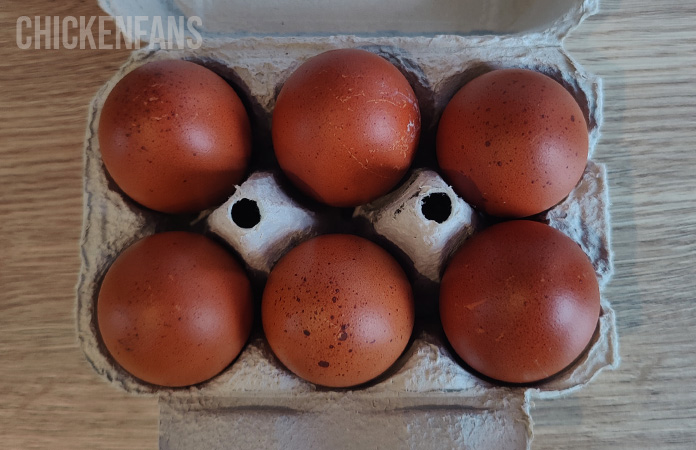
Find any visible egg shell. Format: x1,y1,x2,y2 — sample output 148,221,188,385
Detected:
262,234,415,388
97,231,253,387
436,68,589,218
98,59,251,214
439,220,601,384
272,48,421,207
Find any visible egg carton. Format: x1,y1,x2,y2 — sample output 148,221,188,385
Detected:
78,0,619,448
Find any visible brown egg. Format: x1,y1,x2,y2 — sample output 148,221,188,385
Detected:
439,220,600,384
272,48,421,207
436,68,588,218
99,59,251,214
262,234,414,387
97,232,253,387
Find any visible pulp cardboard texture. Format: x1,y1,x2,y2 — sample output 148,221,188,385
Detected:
78,0,619,448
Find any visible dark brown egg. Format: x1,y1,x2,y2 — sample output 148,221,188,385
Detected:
436,68,588,218
272,48,421,207
97,232,253,387
439,220,600,384
99,59,251,214
262,234,414,387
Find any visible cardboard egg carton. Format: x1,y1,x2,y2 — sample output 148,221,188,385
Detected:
78,0,618,448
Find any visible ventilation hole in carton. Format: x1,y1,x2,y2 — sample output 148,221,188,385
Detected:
231,198,261,229
420,193,452,224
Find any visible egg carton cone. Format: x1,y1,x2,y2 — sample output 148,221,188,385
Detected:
207,171,332,275
354,169,478,285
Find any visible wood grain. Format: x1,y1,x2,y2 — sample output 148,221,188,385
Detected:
1,0,695,449
0,2,158,450
534,1,696,448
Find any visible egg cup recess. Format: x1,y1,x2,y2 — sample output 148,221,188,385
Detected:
78,41,616,448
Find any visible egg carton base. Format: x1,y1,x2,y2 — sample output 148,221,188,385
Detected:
78,19,616,449
159,392,532,450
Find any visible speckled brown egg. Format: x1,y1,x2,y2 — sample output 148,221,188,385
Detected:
436,68,588,218
99,59,251,214
262,234,414,388
439,220,600,384
97,232,253,387
272,48,421,207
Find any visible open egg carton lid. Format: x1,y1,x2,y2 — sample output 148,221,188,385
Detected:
79,0,617,448
98,0,599,41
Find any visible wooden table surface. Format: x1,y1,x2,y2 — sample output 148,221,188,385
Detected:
1,0,695,449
